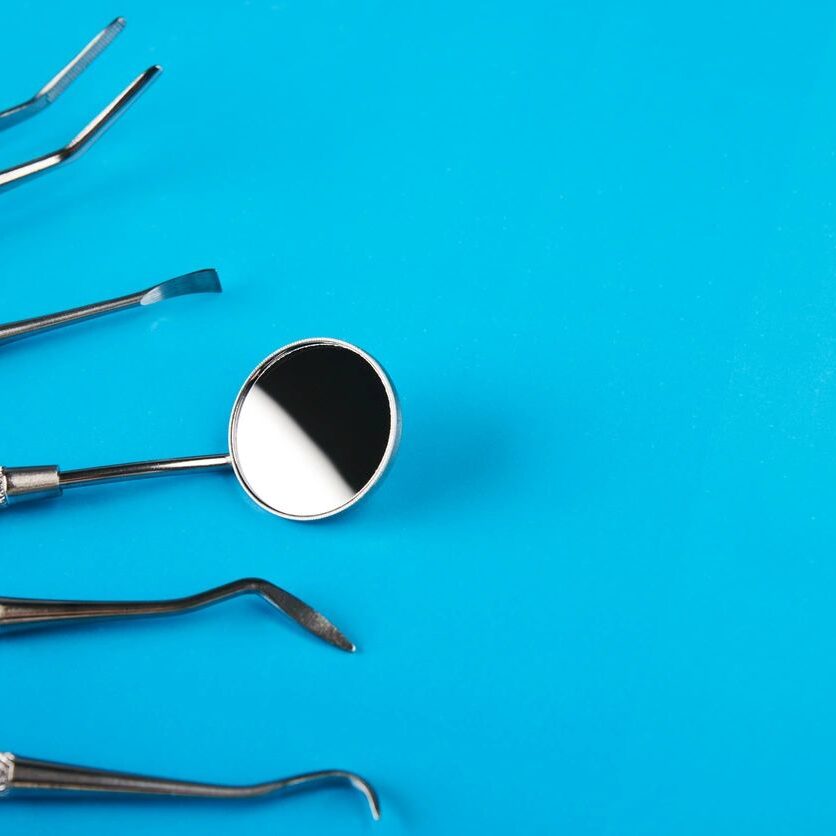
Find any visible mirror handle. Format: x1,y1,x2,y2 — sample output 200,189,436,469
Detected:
0,455,231,508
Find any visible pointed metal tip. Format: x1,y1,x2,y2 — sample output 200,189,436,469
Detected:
102,17,127,39
140,269,222,306
137,65,164,86
298,609,357,653
246,579,358,652
336,633,357,653
132,65,163,91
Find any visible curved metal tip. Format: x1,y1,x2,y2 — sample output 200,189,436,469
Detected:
284,771,380,820
348,773,381,820
246,579,356,652
62,64,162,158
140,270,222,305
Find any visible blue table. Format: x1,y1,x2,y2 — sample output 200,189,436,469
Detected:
3,2,835,833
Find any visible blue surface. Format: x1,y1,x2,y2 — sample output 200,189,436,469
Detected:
3,2,836,833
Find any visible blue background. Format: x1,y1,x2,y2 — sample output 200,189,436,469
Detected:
3,1,836,833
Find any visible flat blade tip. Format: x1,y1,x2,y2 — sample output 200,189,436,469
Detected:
187,268,222,293
140,269,222,305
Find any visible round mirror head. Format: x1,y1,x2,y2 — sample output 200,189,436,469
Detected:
229,338,400,520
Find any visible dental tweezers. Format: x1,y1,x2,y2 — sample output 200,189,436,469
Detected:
0,578,355,651
0,753,380,820
0,18,160,191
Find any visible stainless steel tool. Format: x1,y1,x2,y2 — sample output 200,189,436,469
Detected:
1,338,401,520
0,752,380,819
0,17,126,128
0,269,221,346
0,578,355,651
0,17,160,191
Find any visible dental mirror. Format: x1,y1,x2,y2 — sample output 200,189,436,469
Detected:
1,339,400,519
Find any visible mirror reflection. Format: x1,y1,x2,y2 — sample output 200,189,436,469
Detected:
231,341,397,519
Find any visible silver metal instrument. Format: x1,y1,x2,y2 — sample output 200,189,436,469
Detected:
0,269,221,346
0,578,355,651
1,338,401,520
0,18,160,191
0,753,380,819
0,17,125,128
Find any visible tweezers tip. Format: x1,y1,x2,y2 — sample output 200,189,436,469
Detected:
134,66,163,89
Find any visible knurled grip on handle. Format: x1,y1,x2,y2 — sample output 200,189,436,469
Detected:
0,466,61,508
0,753,14,794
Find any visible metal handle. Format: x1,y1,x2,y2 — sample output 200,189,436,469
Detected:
0,455,232,509
0,269,221,346
0,578,355,652
0,753,380,819
0,293,141,344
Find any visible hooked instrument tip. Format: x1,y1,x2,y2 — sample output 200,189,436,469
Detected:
349,773,381,820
